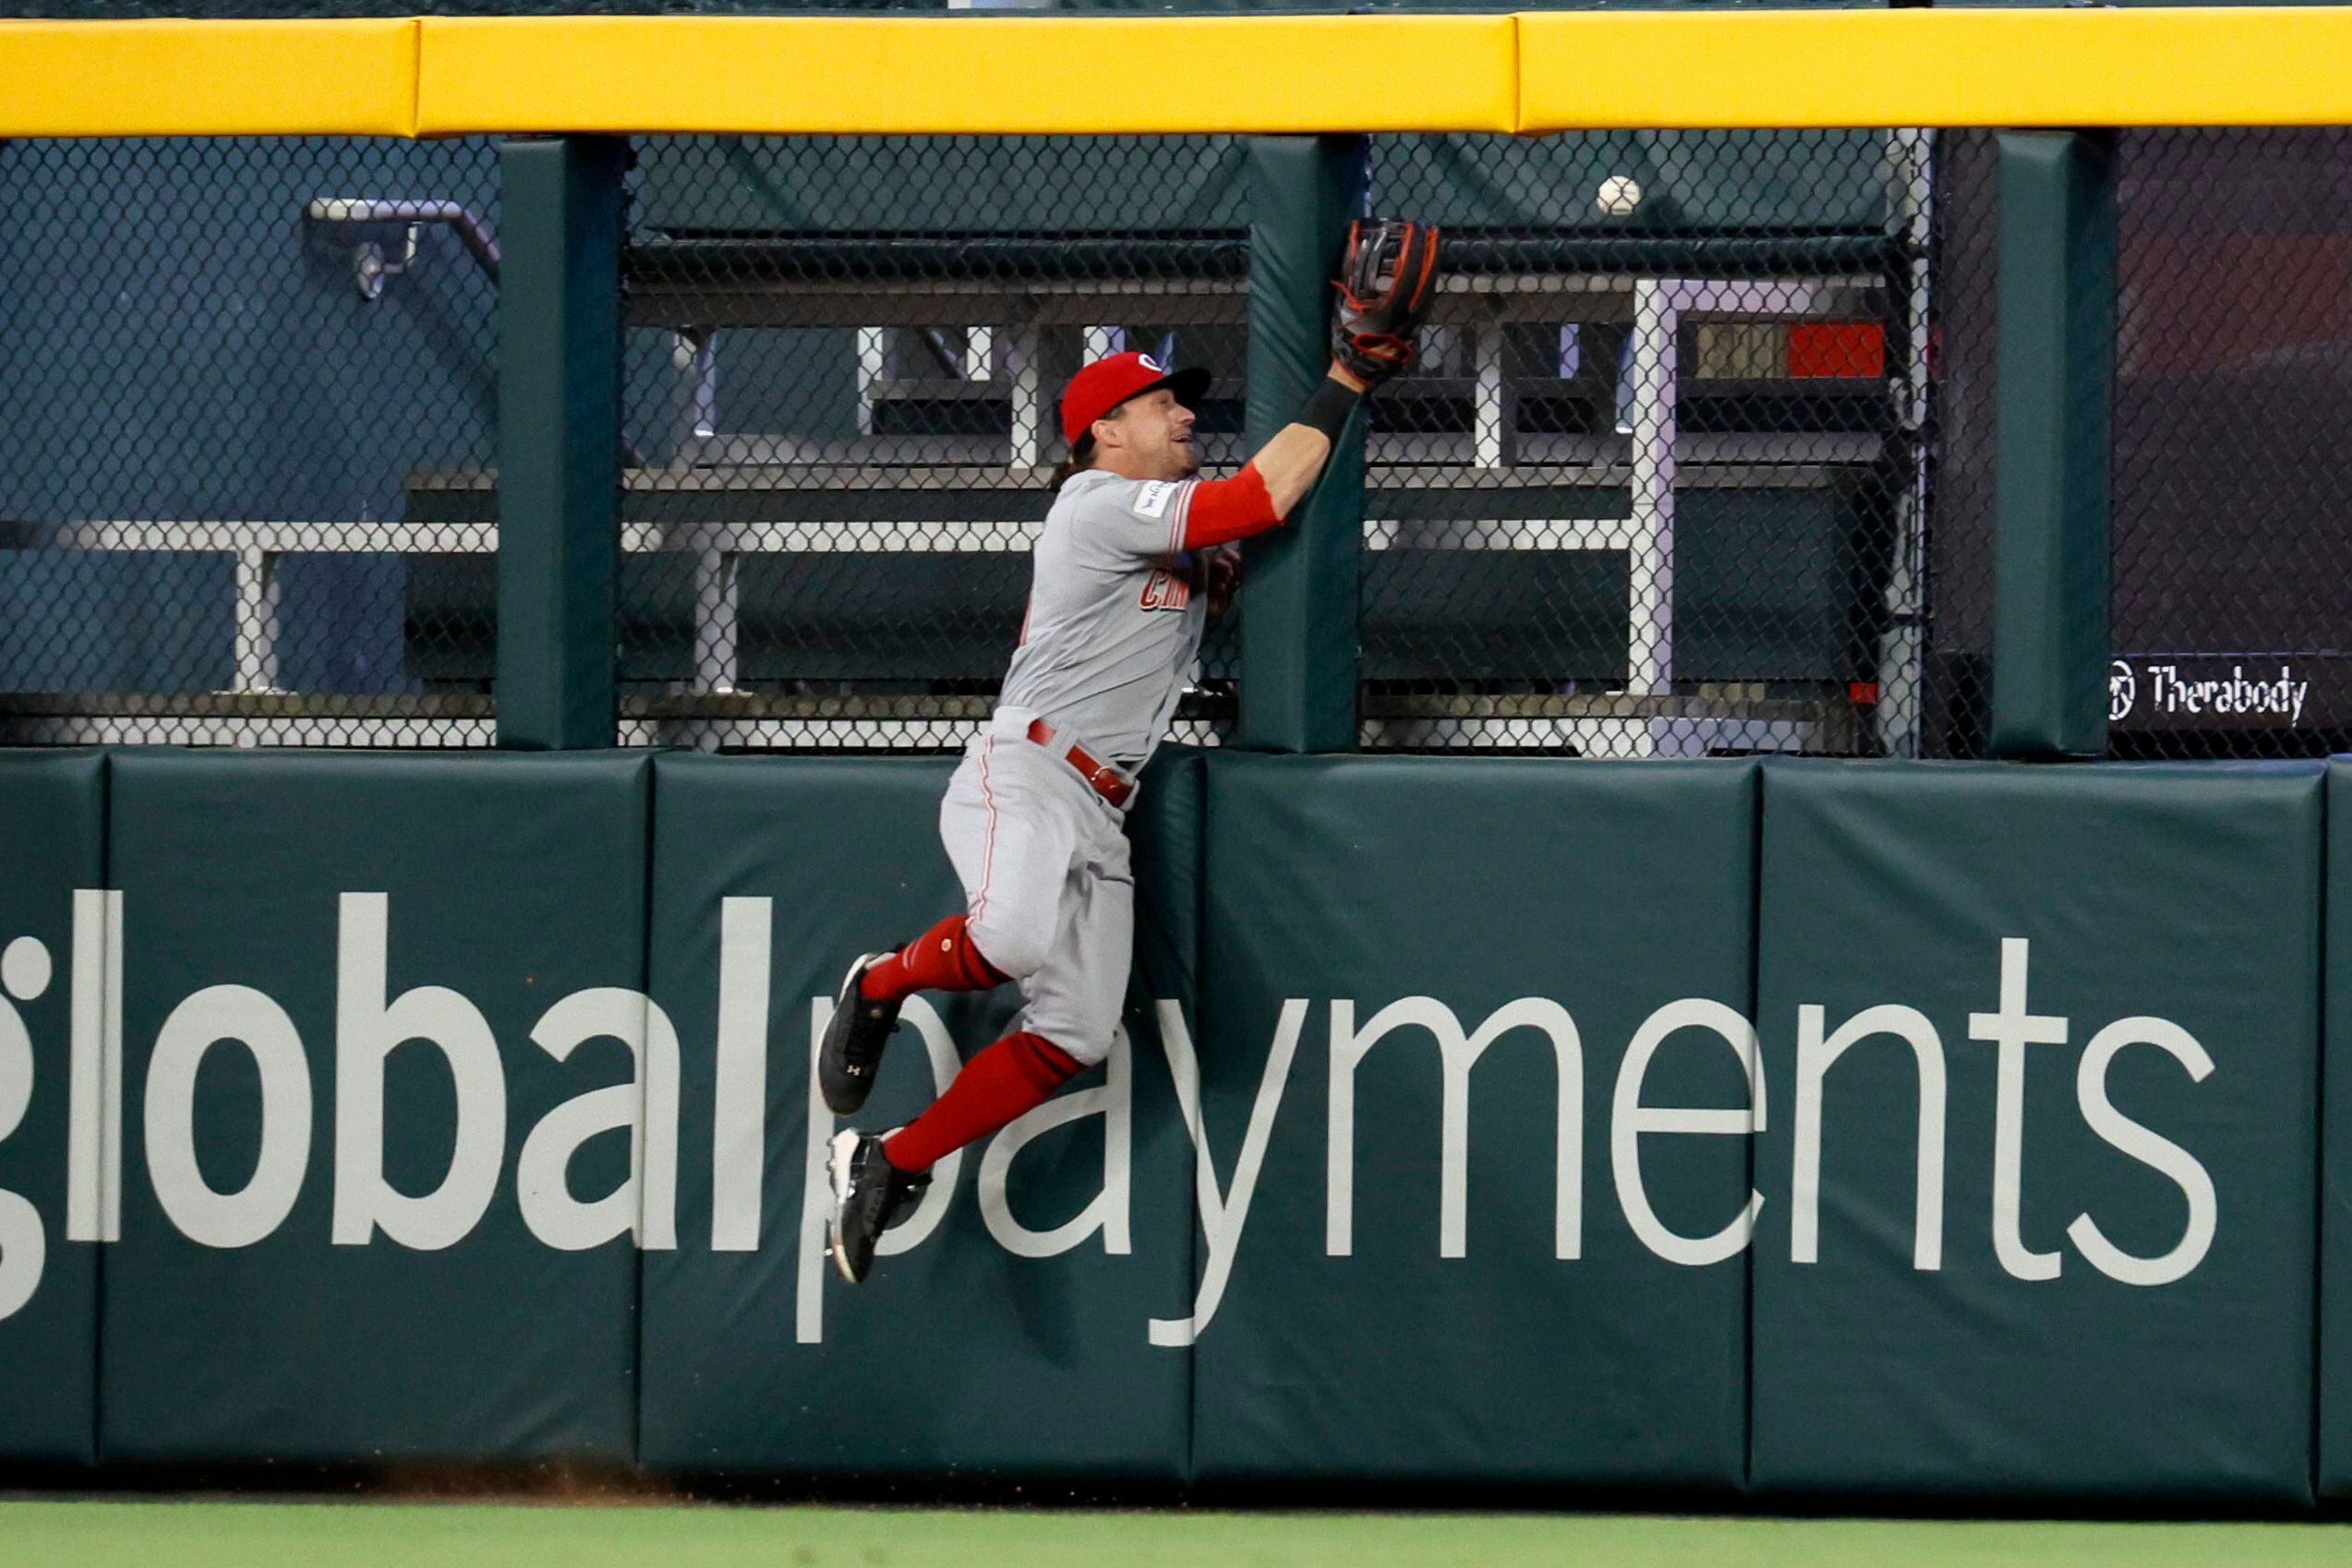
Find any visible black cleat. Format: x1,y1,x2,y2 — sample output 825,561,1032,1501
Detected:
826,1129,932,1285
818,951,902,1116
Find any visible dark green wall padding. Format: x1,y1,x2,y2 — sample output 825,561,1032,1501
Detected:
99,751,649,1465
635,751,1200,1481
2324,765,2352,1499
0,751,104,1465
1,747,2349,1503
1752,761,2321,1504
1191,755,1755,1487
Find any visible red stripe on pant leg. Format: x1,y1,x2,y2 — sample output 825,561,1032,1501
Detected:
883,1031,1086,1174
861,914,1010,1002
971,737,999,923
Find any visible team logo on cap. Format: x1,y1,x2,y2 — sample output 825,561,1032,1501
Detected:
1139,354,1168,374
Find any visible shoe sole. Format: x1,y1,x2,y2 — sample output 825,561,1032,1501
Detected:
817,953,889,1117
826,1129,863,1284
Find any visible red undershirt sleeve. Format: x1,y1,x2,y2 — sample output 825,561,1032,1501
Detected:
1179,463,1283,549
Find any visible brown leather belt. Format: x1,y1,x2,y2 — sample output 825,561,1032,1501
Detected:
1025,718,1134,808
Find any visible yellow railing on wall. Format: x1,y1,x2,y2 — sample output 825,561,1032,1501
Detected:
1514,6,2352,131
418,14,1519,136
6,7,2352,139
0,18,420,137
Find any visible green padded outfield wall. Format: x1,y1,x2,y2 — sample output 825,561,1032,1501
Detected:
0,751,104,1464
635,751,1201,1481
1751,761,2322,1503
1189,755,1758,1488
2323,760,2352,1498
0,747,2345,1497
98,752,650,1464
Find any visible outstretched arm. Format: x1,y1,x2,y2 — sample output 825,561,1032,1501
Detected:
1178,362,1369,550
1246,363,1374,518
1178,220,1440,550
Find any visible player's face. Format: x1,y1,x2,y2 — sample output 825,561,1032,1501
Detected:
1096,389,1201,480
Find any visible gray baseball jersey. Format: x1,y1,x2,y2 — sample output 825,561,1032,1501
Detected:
926,468,1213,1062
996,468,1209,768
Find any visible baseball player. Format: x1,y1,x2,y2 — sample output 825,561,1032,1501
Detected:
820,222,1440,1284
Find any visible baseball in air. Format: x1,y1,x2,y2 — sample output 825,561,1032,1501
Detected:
1596,175,1644,217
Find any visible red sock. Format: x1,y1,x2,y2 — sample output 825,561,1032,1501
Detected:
883,1031,1085,1173
861,914,1008,1003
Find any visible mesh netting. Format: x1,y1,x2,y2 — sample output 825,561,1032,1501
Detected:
0,137,501,747
616,135,1247,752
1355,131,1933,757
8,121,2342,761
2108,127,2352,758
609,130,1951,758
1921,129,1998,760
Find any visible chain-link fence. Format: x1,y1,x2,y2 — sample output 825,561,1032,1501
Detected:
1921,129,1999,761
615,135,1248,752
2108,128,2352,759
1357,129,1933,757
7,120,2347,760
605,129,1945,759
0,136,501,747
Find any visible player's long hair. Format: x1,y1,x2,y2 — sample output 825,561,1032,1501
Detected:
1047,437,1094,493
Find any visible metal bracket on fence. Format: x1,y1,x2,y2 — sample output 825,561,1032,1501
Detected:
304,199,502,301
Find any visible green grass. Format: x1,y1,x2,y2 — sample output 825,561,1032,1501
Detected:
3,1503,2350,1568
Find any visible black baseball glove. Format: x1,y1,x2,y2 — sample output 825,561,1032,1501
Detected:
1331,219,1441,386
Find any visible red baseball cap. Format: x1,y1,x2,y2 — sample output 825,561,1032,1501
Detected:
1059,351,1212,450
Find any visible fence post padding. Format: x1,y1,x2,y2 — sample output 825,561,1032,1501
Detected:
634,752,1200,1481
497,135,625,753
0,752,104,1465
97,751,649,1465
1751,760,2320,1503
1989,131,2115,760
1235,135,1367,756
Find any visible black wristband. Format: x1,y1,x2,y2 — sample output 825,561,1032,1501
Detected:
1297,377,1363,443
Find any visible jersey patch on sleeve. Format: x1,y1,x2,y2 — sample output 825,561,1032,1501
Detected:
1134,480,1177,519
